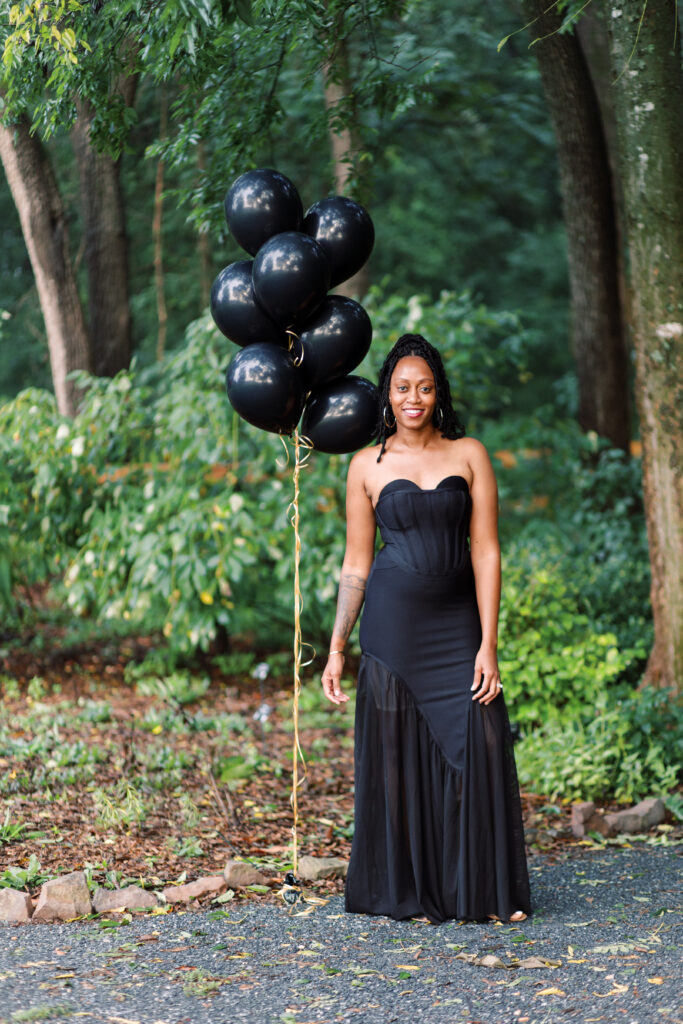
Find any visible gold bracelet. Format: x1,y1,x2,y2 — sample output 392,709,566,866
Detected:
329,650,345,657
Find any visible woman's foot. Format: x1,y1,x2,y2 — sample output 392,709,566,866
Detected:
488,910,528,923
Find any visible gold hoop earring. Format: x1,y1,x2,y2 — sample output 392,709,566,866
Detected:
383,405,396,429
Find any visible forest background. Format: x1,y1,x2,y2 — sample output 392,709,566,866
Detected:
0,0,681,884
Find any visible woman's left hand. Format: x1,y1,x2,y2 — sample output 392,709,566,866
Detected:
471,645,502,705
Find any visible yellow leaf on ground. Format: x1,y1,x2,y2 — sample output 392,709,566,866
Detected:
536,987,566,996
396,965,420,971
648,977,664,985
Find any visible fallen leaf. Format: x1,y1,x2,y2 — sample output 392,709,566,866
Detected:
647,977,664,985
515,956,562,969
594,982,629,997
590,942,639,954
536,987,566,996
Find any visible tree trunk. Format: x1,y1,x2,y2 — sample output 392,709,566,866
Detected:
71,94,133,378
576,8,633,424
322,33,371,300
522,0,630,450
0,115,90,417
608,0,683,693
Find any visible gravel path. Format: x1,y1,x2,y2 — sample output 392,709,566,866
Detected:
0,844,680,1024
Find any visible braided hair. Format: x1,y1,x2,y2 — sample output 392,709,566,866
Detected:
375,334,466,462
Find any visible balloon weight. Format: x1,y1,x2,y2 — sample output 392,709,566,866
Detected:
226,342,305,435
303,196,375,287
210,261,285,347
302,376,378,454
300,296,372,391
252,231,331,328
225,168,303,256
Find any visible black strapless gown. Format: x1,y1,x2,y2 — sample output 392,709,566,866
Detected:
345,476,532,924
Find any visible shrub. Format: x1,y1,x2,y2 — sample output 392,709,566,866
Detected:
515,686,682,804
499,547,645,727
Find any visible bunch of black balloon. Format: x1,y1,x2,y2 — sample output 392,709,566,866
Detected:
211,168,379,454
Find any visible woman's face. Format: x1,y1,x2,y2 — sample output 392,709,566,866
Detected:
389,356,437,429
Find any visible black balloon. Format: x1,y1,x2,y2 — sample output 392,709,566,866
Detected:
210,261,285,348
226,342,305,435
252,231,331,328
302,376,378,454
303,196,375,288
300,296,372,391
225,169,303,256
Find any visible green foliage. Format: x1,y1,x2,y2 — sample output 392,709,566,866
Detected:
92,782,148,831
1,288,529,657
499,556,642,727
135,672,211,706
0,807,28,843
0,852,47,890
0,0,569,402
10,1006,75,1023
516,686,683,804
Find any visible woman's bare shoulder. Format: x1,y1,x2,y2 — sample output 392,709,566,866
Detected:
349,444,381,471
347,445,381,486
453,435,492,461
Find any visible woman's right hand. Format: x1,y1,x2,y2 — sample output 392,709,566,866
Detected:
321,652,350,705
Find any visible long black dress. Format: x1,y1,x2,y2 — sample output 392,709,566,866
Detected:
345,475,532,924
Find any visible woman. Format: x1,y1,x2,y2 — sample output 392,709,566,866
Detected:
321,334,532,924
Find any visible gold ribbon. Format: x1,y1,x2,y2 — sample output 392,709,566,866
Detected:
287,429,315,875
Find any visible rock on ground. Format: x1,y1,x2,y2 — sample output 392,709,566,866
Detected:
0,888,33,924
223,861,269,888
32,871,92,923
604,797,666,834
573,797,667,839
162,875,227,903
297,855,348,881
92,886,160,913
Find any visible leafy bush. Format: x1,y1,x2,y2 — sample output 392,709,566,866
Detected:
516,686,683,804
0,289,530,657
0,291,652,705
499,551,644,727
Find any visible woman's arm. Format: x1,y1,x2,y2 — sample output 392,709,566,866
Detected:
321,453,376,705
467,439,502,706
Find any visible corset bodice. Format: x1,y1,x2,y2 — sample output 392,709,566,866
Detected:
374,475,472,576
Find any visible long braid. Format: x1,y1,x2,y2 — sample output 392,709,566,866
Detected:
375,334,466,462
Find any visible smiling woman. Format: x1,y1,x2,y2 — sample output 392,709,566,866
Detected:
320,334,532,925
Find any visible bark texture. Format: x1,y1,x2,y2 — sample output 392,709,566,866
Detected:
523,0,630,449
71,94,133,378
0,116,90,417
609,0,683,692
322,33,371,300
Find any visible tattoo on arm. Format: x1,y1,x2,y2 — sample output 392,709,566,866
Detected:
331,572,367,645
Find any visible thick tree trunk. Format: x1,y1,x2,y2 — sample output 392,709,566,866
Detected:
0,115,90,417
523,0,630,450
609,0,683,693
576,9,633,415
322,34,371,300
71,95,133,378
